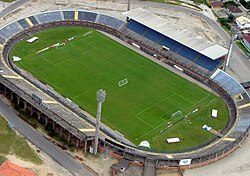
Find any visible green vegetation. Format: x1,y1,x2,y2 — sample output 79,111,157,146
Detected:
0,155,7,164
223,1,238,8
0,115,42,164
236,41,249,54
240,0,250,9
12,104,75,152
10,27,228,151
218,17,233,32
0,0,15,2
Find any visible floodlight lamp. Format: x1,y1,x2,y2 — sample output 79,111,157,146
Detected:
96,89,106,102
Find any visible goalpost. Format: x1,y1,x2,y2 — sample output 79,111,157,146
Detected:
160,110,184,133
171,110,184,123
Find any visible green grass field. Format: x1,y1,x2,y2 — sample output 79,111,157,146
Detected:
10,27,228,151
0,115,42,164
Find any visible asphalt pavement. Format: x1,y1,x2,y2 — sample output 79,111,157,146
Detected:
0,0,29,18
0,98,93,176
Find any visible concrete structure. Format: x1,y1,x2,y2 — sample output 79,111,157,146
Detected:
242,35,250,51
235,16,250,29
0,9,249,172
123,8,228,60
94,89,106,155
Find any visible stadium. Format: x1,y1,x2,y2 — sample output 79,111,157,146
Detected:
0,6,249,175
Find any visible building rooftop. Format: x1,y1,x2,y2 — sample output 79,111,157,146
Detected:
236,16,250,25
211,1,224,8
228,6,242,13
243,35,250,43
122,8,228,60
0,160,35,176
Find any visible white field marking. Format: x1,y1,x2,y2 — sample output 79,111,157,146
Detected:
42,56,55,65
135,121,167,141
135,95,212,141
2,48,95,130
135,93,176,117
175,93,193,104
73,60,148,100
182,93,211,113
118,78,128,87
159,106,182,122
135,115,155,129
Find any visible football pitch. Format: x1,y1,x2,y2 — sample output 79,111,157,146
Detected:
10,27,228,151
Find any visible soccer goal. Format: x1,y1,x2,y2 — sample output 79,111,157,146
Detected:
118,78,128,87
160,110,184,133
171,110,184,122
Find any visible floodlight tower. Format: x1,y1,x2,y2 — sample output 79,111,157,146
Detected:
126,0,131,22
93,89,106,155
224,33,234,71
224,25,236,71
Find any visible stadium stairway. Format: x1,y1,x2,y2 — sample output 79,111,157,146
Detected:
143,157,156,176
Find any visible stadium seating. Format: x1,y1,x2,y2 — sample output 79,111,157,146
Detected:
124,20,223,73
78,11,97,22
0,22,22,39
0,35,5,44
158,37,183,52
143,29,162,43
195,55,221,71
97,14,125,29
36,12,62,24
63,11,74,20
176,47,199,62
28,16,39,25
212,70,245,96
126,20,148,35
235,111,250,132
17,19,30,29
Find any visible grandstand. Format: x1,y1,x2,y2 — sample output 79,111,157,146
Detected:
78,11,97,22
63,11,74,20
122,8,228,75
0,22,22,39
0,8,249,172
97,14,125,29
36,11,62,24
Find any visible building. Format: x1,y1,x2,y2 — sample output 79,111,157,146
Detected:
241,35,250,51
227,6,243,17
235,16,250,29
0,160,35,176
211,1,224,8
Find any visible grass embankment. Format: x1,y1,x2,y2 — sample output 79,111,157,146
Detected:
236,41,249,54
0,115,42,164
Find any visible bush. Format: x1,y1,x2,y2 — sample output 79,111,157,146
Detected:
240,0,250,9
223,1,238,8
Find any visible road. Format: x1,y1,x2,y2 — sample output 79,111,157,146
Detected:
0,98,93,176
0,0,29,18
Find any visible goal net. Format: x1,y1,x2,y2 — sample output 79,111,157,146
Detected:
160,110,184,133
171,110,184,122
118,78,128,87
